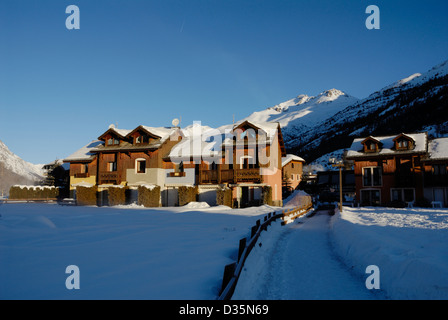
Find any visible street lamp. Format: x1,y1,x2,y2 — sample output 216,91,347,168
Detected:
329,157,344,212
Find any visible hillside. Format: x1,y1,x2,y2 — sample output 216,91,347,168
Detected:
243,59,448,163
0,140,44,196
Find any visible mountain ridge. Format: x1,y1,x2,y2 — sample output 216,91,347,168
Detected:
242,59,448,163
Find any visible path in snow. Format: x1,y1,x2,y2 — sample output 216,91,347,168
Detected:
233,213,386,299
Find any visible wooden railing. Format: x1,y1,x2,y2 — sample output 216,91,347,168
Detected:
200,170,218,183
74,173,90,178
218,202,313,300
235,168,261,183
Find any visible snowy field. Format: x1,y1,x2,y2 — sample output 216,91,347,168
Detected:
0,203,279,299
233,206,448,300
2,202,448,300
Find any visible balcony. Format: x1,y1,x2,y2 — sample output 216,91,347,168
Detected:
99,171,120,184
169,171,186,177
200,170,218,184
74,173,90,178
235,168,262,183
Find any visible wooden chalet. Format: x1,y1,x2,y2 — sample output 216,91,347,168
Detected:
347,132,448,207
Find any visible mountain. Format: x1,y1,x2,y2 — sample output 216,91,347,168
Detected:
243,59,448,164
242,89,359,142
0,140,44,196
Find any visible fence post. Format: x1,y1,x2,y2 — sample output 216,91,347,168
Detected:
238,238,246,262
251,225,258,238
220,262,236,295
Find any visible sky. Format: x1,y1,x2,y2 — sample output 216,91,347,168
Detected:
0,0,447,164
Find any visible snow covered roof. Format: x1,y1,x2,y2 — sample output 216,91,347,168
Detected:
425,137,448,161
282,154,305,167
346,132,428,158
64,140,104,162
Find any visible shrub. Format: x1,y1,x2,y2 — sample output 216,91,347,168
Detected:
9,185,59,199
262,186,273,206
76,186,98,206
216,186,233,208
138,185,161,207
178,186,198,206
108,186,126,206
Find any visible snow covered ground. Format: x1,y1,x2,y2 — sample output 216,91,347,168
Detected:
233,206,448,300
0,203,279,299
2,202,448,300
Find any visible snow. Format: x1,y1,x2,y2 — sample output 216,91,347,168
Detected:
183,201,210,209
0,203,279,299
346,132,428,158
331,207,448,300
234,206,448,300
242,89,359,132
427,137,448,160
2,203,448,300
281,154,305,167
0,140,44,181
63,140,104,162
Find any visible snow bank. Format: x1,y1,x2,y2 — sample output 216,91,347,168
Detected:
330,207,448,299
183,202,210,209
283,190,312,208
0,203,278,299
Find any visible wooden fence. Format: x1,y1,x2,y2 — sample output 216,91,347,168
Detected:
217,203,313,300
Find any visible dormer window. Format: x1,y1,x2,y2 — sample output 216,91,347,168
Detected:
393,134,414,151
398,140,408,149
362,137,380,153
107,137,120,146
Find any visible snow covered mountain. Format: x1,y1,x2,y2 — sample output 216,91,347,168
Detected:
242,89,359,141
0,140,44,196
243,59,448,163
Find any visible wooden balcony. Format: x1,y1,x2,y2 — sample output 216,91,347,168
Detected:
99,171,120,184
169,171,186,177
235,168,262,183
74,173,90,178
200,170,218,184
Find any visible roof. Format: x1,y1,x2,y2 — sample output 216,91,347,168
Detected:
346,132,428,159
282,154,305,167
425,137,448,161
168,120,285,161
63,140,104,162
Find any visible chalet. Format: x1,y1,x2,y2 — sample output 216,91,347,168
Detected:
421,137,448,207
346,132,429,206
64,120,287,207
281,154,305,196
167,120,286,207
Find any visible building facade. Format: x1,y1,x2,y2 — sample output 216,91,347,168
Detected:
64,121,301,207
347,132,448,207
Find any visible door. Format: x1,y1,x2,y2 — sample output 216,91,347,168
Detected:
241,187,249,207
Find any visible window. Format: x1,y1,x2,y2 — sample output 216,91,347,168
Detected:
136,136,142,144
361,189,381,206
391,188,415,203
82,163,88,174
398,140,408,148
108,162,117,172
107,138,119,145
363,167,382,186
433,165,447,175
136,160,146,174
291,174,294,180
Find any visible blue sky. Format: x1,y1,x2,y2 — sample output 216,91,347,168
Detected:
0,0,447,164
